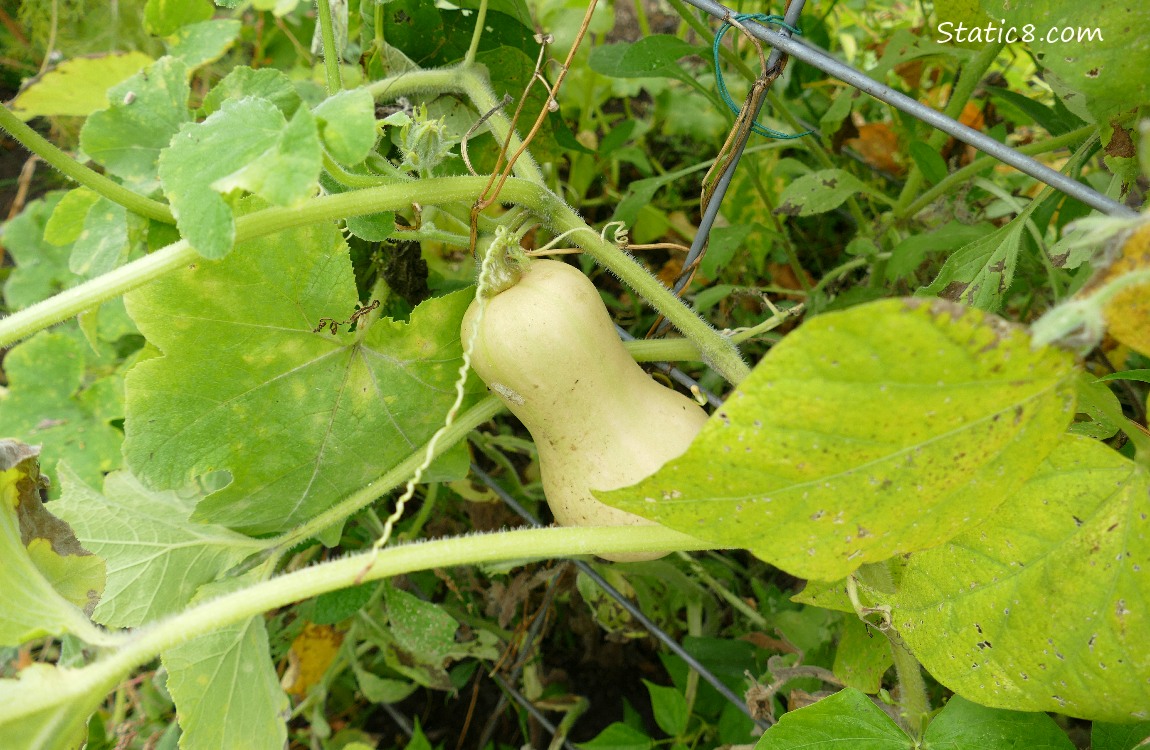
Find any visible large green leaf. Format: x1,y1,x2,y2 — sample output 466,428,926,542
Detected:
0,442,106,647
122,217,481,534
887,435,1150,721
601,298,1076,581
51,465,266,628
775,169,873,218
163,578,288,750
923,695,1074,749
989,0,1150,122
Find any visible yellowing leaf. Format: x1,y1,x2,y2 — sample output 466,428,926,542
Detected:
283,624,344,697
9,52,154,120
1098,221,1150,358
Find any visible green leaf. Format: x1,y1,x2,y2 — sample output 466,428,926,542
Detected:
345,210,396,242
578,722,654,750
1091,721,1150,750
50,465,266,628
923,695,1074,749
158,97,321,259
983,85,1085,137
68,197,131,277
888,435,1150,721
0,333,123,490
775,169,872,217
314,582,376,625
1070,372,1122,439
314,88,377,165
122,217,482,533
645,681,689,737
2,194,74,309
200,66,302,118
8,52,155,120
601,298,1077,581
754,688,910,749
144,0,213,35
1096,369,1150,384
908,142,948,185
166,19,243,69
886,222,994,284
0,442,105,647
163,578,288,750
43,188,99,246
589,35,702,84
919,203,1037,312
832,616,892,694
990,0,1150,122
79,56,192,193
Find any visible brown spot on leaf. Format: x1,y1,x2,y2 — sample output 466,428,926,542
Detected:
1105,122,1136,158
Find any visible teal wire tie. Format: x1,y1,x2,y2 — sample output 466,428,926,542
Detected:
713,13,811,139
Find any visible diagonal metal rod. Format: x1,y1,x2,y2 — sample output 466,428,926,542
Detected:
678,0,1135,218
674,0,808,299
469,463,771,732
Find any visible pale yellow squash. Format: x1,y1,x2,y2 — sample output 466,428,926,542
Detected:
461,259,709,562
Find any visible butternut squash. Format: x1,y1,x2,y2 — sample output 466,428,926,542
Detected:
461,259,709,561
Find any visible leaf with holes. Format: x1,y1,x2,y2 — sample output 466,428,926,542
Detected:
600,298,1077,581
885,435,1150,722
122,213,481,534
775,169,873,217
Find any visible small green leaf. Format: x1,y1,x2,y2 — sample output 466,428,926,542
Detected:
200,66,302,117
645,681,689,737
923,695,1074,749
0,333,123,490
754,688,910,749
166,19,243,69
346,211,396,242
1096,369,1150,384
79,56,192,193
51,465,266,628
163,578,289,750
1071,372,1122,439
908,141,948,185
158,97,320,258
314,88,378,165
314,582,376,625
68,197,130,278
775,169,872,217
885,222,993,284
919,203,1036,312
1,194,74,309
144,0,213,36
578,722,653,750
43,189,100,246
0,441,105,647
601,298,1076,581
889,435,1150,721
8,52,154,120
589,36,702,83
832,616,892,694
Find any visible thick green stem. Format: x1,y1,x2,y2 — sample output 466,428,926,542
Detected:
0,105,174,224
542,193,751,384
893,41,1004,215
1,178,746,388
0,526,714,725
464,0,488,65
315,0,342,93
890,635,930,737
